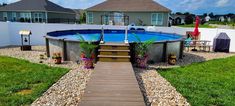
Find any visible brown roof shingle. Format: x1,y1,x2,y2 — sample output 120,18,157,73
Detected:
87,0,171,12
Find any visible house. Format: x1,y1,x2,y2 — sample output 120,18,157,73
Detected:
86,0,171,26
0,0,76,23
219,16,225,22
169,14,186,25
205,16,211,22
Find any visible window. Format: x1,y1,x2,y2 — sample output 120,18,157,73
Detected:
151,13,164,25
3,12,7,21
12,12,17,21
20,12,31,22
87,12,93,24
38,13,42,22
33,13,43,23
103,15,109,25
114,12,124,25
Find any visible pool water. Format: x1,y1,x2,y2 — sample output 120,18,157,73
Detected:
55,31,181,43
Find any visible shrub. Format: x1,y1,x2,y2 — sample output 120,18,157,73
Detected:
201,18,206,25
133,33,154,57
77,34,97,59
185,15,194,24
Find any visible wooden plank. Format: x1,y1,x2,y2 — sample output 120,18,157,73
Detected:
100,51,129,56
99,43,130,46
98,55,131,58
79,62,145,106
80,101,145,106
100,46,129,50
99,49,130,52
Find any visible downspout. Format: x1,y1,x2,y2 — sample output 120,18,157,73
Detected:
45,11,48,23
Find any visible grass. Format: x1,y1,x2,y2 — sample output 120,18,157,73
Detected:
0,56,69,106
159,56,235,106
176,23,216,28
208,21,235,25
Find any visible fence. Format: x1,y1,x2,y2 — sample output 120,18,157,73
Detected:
0,22,235,52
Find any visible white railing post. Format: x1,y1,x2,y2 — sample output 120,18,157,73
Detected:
124,26,128,43
100,25,105,44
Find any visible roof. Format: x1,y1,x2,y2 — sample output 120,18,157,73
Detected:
170,14,186,19
0,0,75,14
86,0,171,12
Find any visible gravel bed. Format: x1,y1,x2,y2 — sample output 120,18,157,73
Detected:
149,52,235,69
0,46,78,69
134,68,190,106
31,65,93,106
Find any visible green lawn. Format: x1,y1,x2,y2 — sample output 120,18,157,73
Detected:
0,56,69,106
159,56,235,106
176,24,216,28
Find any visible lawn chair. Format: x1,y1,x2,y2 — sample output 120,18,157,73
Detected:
184,38,192,51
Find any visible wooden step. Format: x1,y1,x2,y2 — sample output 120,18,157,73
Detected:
98,55,131,58
100,51,129,56
99,43,129,47
98,55,130,62
98,49,130,52
100,46,129,50
99,49,130,56
99,58,130,62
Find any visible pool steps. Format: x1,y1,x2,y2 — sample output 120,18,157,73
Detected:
98,43,130,62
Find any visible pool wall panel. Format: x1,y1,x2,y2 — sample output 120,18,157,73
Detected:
167,42,181,60
148,43,164,62
66,42,81,62
49,39,64,59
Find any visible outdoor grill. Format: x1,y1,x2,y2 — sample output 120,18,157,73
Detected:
213,32,231,53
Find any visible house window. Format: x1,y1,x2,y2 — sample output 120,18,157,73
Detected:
151,13,164,25
114,12,124,25
12,12,17,22
87,12,93,24
3,12,7,21
20,12,31,22
38,13,42,22
34,13,43,23
103,15,109,25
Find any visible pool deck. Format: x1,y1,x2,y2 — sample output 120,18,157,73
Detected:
79,62,145,106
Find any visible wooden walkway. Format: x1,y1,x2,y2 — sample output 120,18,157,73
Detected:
79,62,145,106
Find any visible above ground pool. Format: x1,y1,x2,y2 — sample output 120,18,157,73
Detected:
45,29,184,63
47,29,182,43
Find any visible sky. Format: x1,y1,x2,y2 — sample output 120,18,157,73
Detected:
1,0,235,15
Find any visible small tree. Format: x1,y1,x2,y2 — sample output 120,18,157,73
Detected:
209,12,214,18
79,12,86,24
201,18,206,25
184,12,190,15
176,12,183,15
185,15,194,24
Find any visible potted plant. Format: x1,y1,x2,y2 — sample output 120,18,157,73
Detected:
78,34,97,69
39,54,44,60
134,34,154,68
168,53,177,65
52,53,62,64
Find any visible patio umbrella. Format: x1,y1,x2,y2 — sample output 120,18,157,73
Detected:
191,16,200,51
192,16,200,38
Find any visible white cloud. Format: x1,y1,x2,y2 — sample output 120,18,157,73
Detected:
216,0,229,7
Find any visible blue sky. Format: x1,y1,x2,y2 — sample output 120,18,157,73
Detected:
1,0,235,15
